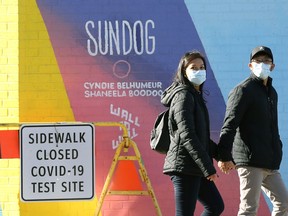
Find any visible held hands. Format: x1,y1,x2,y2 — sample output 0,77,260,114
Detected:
206,161,235,181
218,161,235,174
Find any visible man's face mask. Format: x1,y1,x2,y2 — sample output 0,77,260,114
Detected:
251,62,271,80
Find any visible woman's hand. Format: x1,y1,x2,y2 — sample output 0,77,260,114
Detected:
207,173,219,182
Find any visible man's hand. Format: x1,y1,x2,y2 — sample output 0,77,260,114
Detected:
218,161,235,174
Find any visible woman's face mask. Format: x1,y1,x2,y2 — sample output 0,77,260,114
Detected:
186,69,206,85
251,62,271,80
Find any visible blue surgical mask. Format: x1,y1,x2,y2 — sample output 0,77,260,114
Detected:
251,62,271,80
186,69,206,85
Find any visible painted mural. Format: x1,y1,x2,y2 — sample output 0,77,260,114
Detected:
39,0,280,214
34,0,230,215
2,0,288,215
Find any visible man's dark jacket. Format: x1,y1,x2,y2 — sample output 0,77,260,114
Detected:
161,82,216,177
218,74,283,170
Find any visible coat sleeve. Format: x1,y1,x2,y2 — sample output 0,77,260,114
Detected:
218,86,250,161
209,139,219,160
172,91,216,177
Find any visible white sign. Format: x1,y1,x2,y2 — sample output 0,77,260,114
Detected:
20,123,95,202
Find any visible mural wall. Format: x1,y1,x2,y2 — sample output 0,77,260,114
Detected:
1,0,288,216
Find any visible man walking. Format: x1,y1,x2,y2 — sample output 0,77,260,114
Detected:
218,46,288,216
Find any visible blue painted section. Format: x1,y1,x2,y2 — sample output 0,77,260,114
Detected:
185,1,288,211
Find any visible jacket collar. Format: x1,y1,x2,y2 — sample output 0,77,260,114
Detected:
161,82,197,107
250,73,273,87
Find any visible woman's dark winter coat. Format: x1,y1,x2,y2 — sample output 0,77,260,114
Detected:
161,82,217,177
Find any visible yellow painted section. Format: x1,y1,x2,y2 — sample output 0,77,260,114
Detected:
0,159,20,216
0,0,19,124
18,0,74,122
0,0,99,216
0,0,20,215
